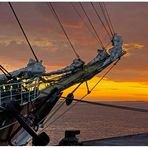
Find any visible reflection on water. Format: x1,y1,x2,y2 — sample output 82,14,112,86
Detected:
41,101,148,145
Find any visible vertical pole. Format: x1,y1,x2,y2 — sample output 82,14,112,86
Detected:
21,83,23,104
37,78,39,97
10,86,12,101
34,80,36,100
29,85,31,102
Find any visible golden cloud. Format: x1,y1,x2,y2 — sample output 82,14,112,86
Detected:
0,36,58,52
123,43,144,50
63,21,84,29
63,76,148,101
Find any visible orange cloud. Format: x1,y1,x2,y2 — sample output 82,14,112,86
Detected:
0,2,148,102
63,77,148,101
63,21,84,29
123,43,144,51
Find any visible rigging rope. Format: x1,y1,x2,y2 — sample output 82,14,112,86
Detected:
98,3,114,37
91,2,112,40
79,2,105,49
47,3,80,59
41,58,120,129
39,82,82,127
37,100,65,125
102,3,115,35
43,100,65,125
91,58,120,91
70,3,101,46
0,65,12,78
8,2,39,62
71,98,148,113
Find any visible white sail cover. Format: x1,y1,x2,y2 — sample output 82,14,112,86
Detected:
0,59,45,80
44,34,124,76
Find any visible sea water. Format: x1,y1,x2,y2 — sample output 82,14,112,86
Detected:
41,101,148,145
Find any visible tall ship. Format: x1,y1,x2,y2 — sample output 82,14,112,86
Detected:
3,2,147,146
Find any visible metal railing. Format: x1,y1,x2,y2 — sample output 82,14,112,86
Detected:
0,78,40,106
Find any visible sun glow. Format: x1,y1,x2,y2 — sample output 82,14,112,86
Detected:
63,77,148,101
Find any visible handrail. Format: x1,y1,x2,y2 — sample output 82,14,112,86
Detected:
0,78,40,106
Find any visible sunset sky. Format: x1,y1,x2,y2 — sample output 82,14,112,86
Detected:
0,2,148,101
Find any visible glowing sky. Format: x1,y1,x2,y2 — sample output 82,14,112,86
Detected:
0,2,148,101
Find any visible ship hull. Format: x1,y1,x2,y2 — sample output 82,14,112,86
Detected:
0,95,47,146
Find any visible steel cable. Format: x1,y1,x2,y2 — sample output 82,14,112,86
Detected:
79,2,105,49
41,58,120,129
47,3,80,59
8,2,39,62
98,3,114,37
70,3,101,46
91,2,112,40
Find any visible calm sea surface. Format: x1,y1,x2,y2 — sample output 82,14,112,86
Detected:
41,101,148,145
